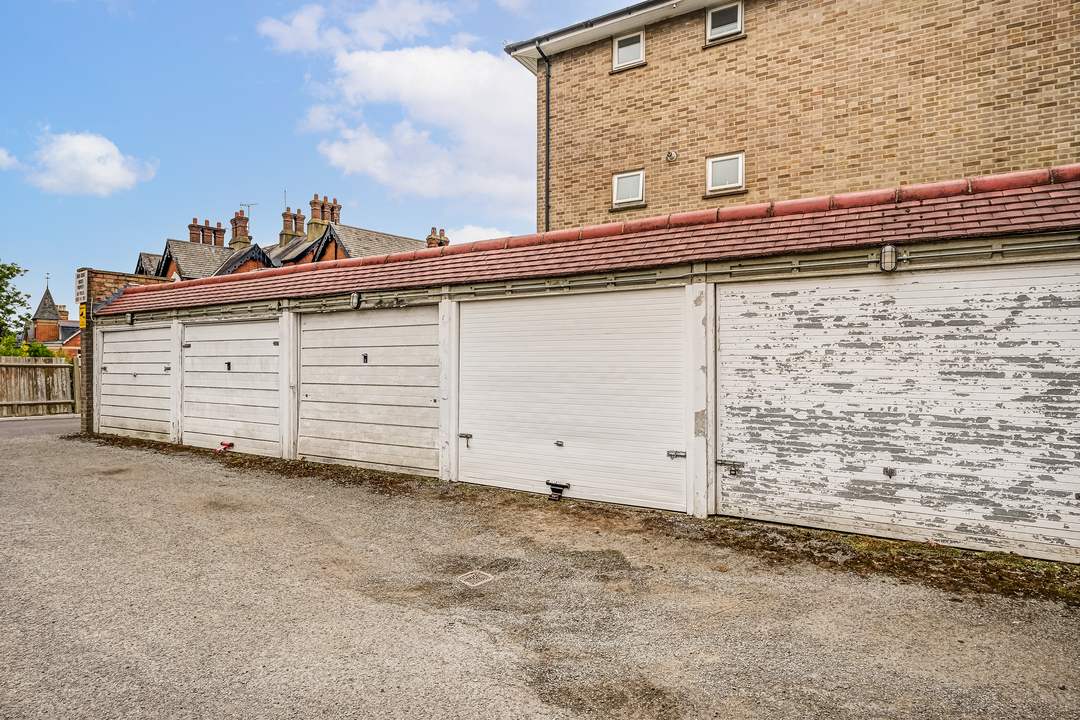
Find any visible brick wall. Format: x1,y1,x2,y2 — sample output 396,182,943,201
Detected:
538,0,1080,230
79,269,171,433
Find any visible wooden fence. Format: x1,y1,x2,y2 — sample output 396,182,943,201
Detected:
0,356,74,418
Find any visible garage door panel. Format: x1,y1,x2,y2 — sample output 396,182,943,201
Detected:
298,306,440,475
458,288,686,510
99,327,173,440
181,320,281,457
717,262,1080,562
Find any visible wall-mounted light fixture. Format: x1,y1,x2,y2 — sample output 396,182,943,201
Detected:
880,244,898,272
349,292,362,309
125,313,135,325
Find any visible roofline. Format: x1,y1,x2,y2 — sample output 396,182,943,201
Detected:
95,163,1080,315
504,0,713,73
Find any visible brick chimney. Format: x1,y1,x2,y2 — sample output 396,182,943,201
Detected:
213,222,225,247
279,206,306,247
306,194,342,241
426,227,450,248
188,218,201,243
230,210,252,250
187,218,225,245
57,305,68,321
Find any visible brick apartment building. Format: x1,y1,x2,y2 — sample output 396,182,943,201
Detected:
505,0,1079,231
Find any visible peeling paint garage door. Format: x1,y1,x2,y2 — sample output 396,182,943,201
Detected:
181,320,281,457
297,306,440,475
716,261,1080,562
98,325,172,441
458,288,687,511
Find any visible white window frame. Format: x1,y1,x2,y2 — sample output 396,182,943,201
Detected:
706,1,743,41
705,153,745,193
612,170,645,205
612,30,645,71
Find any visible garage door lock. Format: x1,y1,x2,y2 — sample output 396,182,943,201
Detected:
667,450,686,459
458,432,473,448
546,480,569,501
717,459,745,476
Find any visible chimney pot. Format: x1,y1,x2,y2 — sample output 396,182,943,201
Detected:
217,222,222,228
234,211,239,217
193,217,198,224
323,195,328,202
314,193,319,200
286,206,291,213
240,210,245,217
332,198,337,204
204,219,209,226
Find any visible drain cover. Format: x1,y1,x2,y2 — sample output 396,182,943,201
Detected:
457,570,495,587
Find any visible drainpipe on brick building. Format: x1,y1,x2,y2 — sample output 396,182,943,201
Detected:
535,41,552,233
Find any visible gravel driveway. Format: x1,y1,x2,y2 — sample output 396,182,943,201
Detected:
1,433,1077,719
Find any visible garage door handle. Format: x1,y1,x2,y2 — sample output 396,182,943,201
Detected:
458,433,472,448
667,450,686,459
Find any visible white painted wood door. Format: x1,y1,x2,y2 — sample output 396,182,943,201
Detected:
98,325,173,441
297,306,440,475
458,288,687,510
716,261,1080,562
181,320,281,457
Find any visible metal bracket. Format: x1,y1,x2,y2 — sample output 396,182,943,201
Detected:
667,450,686,459
182,343,191,348
716,459,745,476
546,480,569,501
458,432,473,448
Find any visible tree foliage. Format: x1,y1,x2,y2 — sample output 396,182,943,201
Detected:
0,259,32,338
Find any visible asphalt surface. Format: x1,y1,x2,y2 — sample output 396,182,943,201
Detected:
0,414,79,438
1,433,1078,719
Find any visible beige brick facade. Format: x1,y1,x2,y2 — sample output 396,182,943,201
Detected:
536,0,1080,231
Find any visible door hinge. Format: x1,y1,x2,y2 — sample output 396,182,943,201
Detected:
717,459,745,476
667,450,686,459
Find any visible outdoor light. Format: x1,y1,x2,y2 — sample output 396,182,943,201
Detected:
125,312,135,325
349,292,362,309
879,244,898,272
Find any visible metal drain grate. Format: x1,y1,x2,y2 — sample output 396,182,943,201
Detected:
457,570,495,587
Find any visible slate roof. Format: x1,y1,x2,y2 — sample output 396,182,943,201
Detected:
331,223,425,257
266,234,312,263
159,239,236,279
98,165,1080,316
214,244,279,276
31,287,60,321
59,322,80,343
135,252,163,276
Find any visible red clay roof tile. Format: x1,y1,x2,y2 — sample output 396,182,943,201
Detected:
98,167,1080,316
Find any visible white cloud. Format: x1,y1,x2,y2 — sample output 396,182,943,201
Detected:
0,148,20,171
320,46,535,217
493,0,529,14
25,131,156,197
259,0,454,53
445,224,516,244
262,5,537,219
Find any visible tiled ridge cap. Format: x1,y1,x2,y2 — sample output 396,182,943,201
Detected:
112,162,1080,303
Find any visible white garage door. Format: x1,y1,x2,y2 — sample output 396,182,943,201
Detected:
458,288,687,511
717,261,1080,562
298,306,440,475
181,320,281,457
98,325,172,441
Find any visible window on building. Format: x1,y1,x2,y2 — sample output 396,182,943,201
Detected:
706,153,744,193
613,31,644,70
613,170,644,204
707,2,743,41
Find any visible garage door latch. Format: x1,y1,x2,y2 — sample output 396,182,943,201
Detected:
458,432,472,448
667,450,686,459
546,480,569,501
717,459,745,476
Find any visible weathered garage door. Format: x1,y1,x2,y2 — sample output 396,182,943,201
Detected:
717,261,1080,562
98,325,173,441
181,320,281,456
297,306,440,475
458,288,687,510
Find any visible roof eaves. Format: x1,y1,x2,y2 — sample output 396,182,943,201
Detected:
93,163,1080,316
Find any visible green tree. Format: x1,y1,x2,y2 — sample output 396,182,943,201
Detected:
0,259,31,338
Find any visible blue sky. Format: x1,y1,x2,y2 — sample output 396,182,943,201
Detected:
0,0,623,317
